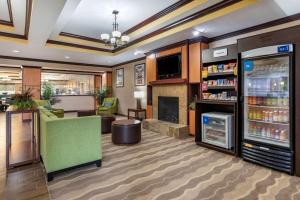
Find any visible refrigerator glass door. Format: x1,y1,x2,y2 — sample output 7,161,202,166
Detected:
243,56,290,148
203,116,227,148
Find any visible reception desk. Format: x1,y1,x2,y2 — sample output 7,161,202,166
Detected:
53,95,95,112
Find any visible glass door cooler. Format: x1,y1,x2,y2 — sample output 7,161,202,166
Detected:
241,44,294,174
202,112,233,149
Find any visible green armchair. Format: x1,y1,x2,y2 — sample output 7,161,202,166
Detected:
35,100,64,118
97,97,118,115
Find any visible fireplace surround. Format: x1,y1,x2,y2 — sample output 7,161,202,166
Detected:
152,84,187,125
158,96,179,123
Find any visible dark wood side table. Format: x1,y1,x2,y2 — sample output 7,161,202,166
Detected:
128,108,146,121
6,109,40,169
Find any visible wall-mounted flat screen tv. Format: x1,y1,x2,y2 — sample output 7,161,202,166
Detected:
156,53,182,80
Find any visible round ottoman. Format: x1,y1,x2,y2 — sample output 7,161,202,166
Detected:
100,114,116,134
112,120,141,145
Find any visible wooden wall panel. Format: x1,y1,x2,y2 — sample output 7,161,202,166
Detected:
106,72,112,88
156,47,182,58
146,56,156,84
95,75,101,91
189,42,201,83
102,72,112,88
181,45,188,80
94,75,101,108
22,66,41,99
146,105,153,119
189,110,195,136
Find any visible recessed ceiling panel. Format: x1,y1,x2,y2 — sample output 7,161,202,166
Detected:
61,0,179,38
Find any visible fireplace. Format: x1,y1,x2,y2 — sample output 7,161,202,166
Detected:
158,96,179,123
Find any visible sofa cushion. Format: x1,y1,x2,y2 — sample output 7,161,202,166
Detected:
103,102,113,107
44,104,52,110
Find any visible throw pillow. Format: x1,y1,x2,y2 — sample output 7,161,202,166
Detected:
43,104,52,110
104,102,113,107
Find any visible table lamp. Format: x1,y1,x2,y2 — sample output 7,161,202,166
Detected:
134,91,144,109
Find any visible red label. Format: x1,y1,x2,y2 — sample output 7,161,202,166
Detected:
202,83,208,91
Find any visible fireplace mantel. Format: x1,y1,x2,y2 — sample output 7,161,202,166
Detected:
149,78,187,85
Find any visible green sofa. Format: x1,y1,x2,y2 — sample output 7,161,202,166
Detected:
35,100,64,118
39,107,102,181
97,97,118,115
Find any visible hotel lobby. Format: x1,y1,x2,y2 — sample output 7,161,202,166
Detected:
1,0,300,199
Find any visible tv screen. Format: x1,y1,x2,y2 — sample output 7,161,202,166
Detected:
157,53,181,79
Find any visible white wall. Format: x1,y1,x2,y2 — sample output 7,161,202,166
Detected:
112,59,147,115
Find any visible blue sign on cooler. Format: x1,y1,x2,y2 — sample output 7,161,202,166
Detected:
244,61,253,72
203,116,209,125
278,45,290,53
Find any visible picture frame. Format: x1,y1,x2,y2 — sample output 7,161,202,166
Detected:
116,68,124,87
134,63,145,86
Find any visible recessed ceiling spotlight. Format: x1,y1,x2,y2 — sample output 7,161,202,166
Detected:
12,50,20,53
64,56,70,59
192,31,200,36
134,51,143,56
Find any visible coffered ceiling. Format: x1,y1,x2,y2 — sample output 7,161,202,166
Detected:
0,0,300,68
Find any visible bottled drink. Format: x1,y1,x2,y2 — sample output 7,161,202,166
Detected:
283,111,289,123
249,109,253,120
280,129,288,141
271,128,276,139
267,98,272,106
261,127,266,137
268,111,273,122
275,129,280,139
273,110,278,122
278,111,283,122
253,97,257,105
266,127,271,137
264,111,269,122
272,98,277,106
283,98,289,106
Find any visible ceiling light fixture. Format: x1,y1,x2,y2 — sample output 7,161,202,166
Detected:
192,31,200,36
134,51,143,56
12,50,20,53
64,56,70,59
100,10,130,48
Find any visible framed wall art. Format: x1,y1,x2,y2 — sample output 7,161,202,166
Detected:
134,63,145,86
116,68,124,87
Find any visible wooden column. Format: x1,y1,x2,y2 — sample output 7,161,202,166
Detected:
94,75,102,108
102,72,112,97
22,66,41,99
22,66,41,120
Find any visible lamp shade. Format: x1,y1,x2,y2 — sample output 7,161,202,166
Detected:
112,30,121,38
101,33,110,41
121,35,130,43
134,91,144,98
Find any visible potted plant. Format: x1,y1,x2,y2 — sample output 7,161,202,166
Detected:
10,88,37,111
95,87,112,105
42,83,60,105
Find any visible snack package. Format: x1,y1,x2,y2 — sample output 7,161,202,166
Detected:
217,64,224,72
212,65,218,73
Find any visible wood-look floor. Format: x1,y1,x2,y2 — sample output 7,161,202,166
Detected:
0,113,50,200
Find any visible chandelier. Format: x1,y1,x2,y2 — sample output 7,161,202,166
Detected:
100,10,130,48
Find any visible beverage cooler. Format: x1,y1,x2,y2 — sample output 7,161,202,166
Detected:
241,44,294,174
202,112,233,149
